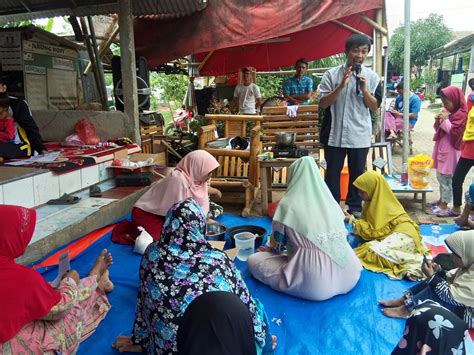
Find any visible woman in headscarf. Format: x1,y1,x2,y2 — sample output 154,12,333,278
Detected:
0,205,113,353
352,171,428,280
379,230,474,329
132,150,220,240
391,300,468,355
113,198,273,354
429,86,467,217
247,156,362,301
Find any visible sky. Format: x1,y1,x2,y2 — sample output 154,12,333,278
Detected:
385,0,473,36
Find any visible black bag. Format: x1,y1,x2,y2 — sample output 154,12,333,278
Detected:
116,172,153,186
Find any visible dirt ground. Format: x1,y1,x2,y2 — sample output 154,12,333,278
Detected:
221,99,474,224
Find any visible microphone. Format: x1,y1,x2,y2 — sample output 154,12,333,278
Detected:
353,64,361,95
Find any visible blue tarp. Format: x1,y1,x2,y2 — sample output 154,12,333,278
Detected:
37,215,462,354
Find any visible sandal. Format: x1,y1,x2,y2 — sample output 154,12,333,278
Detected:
436,208,460,217
47,193,81,205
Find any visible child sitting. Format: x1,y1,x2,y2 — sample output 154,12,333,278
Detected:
379,230,474,328
0,93,16,143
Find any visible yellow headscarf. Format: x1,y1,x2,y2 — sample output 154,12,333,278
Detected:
445,230,474,307
463,107,474,141
353,171,424,252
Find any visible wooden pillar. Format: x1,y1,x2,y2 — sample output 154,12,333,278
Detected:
118,0,140,144
375,9,383,77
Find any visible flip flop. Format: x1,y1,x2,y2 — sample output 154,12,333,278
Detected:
47,193,81,205
436,208,460,217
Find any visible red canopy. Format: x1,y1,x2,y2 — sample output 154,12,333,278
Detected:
134,0,385,76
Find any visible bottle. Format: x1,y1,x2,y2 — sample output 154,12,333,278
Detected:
401,162,408,186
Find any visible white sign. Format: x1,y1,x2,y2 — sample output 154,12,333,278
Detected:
23,40,78,59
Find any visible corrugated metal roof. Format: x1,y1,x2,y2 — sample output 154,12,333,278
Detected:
0,0,208,24
430,33,474,59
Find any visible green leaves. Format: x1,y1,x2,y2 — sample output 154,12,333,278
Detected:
389,13,453,74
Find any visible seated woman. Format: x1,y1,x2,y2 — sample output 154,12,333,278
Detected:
392,300,468,354
379,231,474,329
0,205,113,353
177,291,273,355
247,156,362,301
351,171,427,280
113,198,275,354
132,149,220,240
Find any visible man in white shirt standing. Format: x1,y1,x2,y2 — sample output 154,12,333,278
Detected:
318,34,381,215
231,67,263,114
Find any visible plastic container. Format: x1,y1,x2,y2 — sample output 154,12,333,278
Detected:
340,166,349,201
234,232,256,249
233,232,256,261
401,162,408,186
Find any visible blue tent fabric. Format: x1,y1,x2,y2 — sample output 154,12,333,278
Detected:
35,215,464,354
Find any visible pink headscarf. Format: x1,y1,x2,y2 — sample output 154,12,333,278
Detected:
433,86,468,150
134,150,219,216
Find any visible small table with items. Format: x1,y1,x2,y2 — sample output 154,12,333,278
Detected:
259,158,299,215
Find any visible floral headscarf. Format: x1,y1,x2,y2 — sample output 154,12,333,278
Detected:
131,198,267,354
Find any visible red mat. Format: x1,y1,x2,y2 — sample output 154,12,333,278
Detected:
33,224,116,269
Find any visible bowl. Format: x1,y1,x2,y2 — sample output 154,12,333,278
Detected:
226,225,267,249
275,132,296,147
205,223,227,241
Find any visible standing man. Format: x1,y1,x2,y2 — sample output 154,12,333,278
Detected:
318,34,381,215
282,58,313,105
0,77,45,156
231,67,262,114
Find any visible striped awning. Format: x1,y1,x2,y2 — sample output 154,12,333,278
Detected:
0,0,208,23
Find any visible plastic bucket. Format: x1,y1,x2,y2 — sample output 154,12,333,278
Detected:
340,166,349,201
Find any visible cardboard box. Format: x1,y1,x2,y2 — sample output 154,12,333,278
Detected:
208,240,238,261
107,151,166,173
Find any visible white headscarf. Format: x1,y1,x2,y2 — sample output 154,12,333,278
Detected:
273,156,352,267
445,230,474,307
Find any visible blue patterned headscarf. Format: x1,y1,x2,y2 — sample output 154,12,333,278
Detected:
131,198,267,354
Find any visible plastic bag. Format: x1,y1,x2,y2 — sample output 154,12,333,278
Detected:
133,226,153,254
408,154,433,189
75,118,100,145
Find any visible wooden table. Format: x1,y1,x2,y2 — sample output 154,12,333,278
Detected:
259,158,298,215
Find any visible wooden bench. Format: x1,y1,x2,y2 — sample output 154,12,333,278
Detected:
261,105,320,186
140,124,163,154
199,114,263,216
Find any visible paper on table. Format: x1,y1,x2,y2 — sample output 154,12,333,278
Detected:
5,151,61,166
51,251,70,288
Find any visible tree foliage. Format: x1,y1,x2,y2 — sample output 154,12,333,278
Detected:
256,74,287,98
152,72,189,103
389,13,453,75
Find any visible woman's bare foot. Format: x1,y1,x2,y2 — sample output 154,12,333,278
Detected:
381,305,410,319
378,297,405,307
454,204,471,226
272,335,277,350
98,270,114,293
89,249,113,279
112,336,143,353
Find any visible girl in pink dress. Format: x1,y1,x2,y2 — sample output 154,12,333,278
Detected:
429,86,468,217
